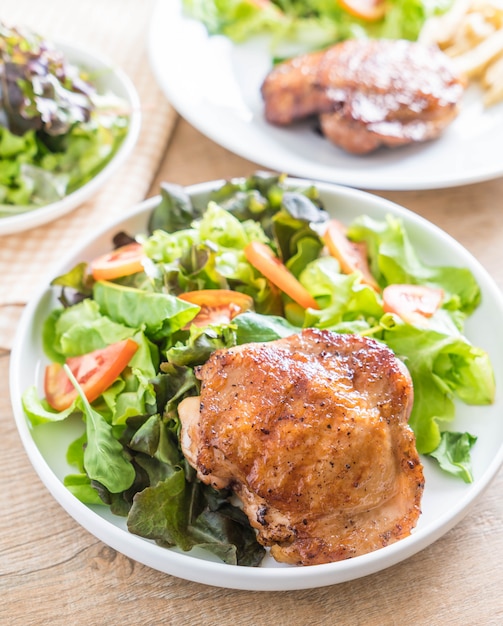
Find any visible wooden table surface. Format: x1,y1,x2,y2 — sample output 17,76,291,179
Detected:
1,118,502,626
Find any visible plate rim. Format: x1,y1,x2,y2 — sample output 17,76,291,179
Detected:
0,39,141,236
9,177,503,590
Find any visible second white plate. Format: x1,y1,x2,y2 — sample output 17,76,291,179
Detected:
148,0,503,191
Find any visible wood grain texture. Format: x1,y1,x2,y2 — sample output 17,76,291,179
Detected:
2,120,503,626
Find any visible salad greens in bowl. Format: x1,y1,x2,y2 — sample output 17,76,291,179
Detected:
0,22,141,235
181,0,454,57
10,174,503,590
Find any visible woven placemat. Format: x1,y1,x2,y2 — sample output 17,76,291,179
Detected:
0,0,178,349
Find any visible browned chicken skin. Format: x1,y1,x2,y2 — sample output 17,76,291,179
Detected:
178,328,424,566
261,39,465,154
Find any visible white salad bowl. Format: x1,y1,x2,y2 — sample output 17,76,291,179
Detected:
9,178,503,590
0,41,141,236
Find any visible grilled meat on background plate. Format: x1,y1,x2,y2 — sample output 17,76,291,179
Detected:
261,39,465,154
178,328,424,566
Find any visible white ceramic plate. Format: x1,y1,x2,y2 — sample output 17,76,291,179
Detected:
148,0,503,191
0,41,141,236
9,178,503,591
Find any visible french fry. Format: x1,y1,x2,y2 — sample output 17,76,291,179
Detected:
484,82,503,104
452,28,503,77
482,48,503,84
419,0,472,47
420,0,503,106
482,52,503,104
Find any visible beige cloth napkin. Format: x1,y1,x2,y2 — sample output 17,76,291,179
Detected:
0,0,178,350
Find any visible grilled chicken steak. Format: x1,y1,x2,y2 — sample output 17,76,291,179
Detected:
178,328,424,566
261,38,465,154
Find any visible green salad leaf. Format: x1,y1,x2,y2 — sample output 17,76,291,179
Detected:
64,473,104,505
64,365,136,494
93,281,200,341
182,0,454,55
347,215,482,315
234,310,299,343
384,324,494,455
429,431,478,483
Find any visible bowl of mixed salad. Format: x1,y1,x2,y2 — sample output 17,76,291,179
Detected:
0,22,141,235
10,173,503,590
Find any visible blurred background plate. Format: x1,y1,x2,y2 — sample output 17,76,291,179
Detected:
148,0,503,191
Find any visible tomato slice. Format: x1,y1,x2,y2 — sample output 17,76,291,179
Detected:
90,242,145,281
244,241,319,310
339,0,386,21
178,289,254,327
383,284,444,326
44,338,139,411
323,219,380,291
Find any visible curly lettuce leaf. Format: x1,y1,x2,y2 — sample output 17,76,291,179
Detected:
22,385,75,426
380,0,454,41
151,364,199,424
165,324,237,367
143,198,283,314
301,256,383,329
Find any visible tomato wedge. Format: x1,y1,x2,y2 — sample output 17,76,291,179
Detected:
178,289,254,327
323,219,379,291
244,241,319,310
339,0,386,22
44,338,139,411
383,284,444,326
90,242,145,281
